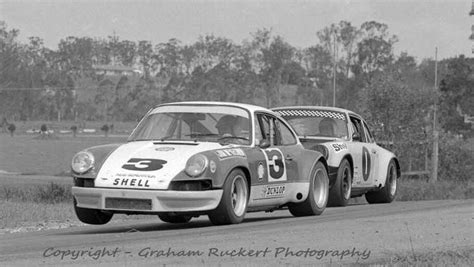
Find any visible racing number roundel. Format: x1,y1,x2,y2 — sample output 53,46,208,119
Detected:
263,149,287,182
362,147,371,181
122,158,167,171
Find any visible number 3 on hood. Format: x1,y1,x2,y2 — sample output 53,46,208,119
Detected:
122,158,167,171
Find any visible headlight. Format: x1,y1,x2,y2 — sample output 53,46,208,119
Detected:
185,154,208,177
71,151,95,174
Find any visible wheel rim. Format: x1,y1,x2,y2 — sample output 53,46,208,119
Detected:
231,175,247,217
342,167,351,200
388,164,397,196
313,168,328,207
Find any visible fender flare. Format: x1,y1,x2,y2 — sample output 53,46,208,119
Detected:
309,156,328,180
327,153,353,187
216,158,251,188
225,166,252,193
378,156,401,187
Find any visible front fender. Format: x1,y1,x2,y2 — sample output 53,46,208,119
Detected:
212,155,250,188
190,148,251,189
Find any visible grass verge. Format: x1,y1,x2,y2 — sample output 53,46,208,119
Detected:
0,182,72,203
0,183,149,231
0,200,76,229
396,179,474,201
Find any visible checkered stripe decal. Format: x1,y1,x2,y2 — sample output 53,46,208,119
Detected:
277,109,346,121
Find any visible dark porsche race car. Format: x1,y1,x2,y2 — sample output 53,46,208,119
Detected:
273,106,400,207
71,102,329,225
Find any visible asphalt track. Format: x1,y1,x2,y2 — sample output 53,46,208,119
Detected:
0,199,473,266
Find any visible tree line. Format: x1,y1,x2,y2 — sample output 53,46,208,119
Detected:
0,20,472,140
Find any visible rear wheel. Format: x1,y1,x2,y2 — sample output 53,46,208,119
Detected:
366,160,398,204
289,161,329,216
208,169,248,225
74,198,112,225
158,213,192,223
328,159,352,207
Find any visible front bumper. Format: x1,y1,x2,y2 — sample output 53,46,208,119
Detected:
72,186,223,212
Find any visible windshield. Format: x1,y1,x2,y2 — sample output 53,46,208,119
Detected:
278,110,348,139
129,105,251,145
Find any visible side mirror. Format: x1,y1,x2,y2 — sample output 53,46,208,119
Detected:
258,139,271,149
352,132,361,142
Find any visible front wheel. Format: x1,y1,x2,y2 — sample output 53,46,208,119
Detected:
74,198,113,225
208,169,248,225
289,161,329,216
328,159,352,207
366,160,398,204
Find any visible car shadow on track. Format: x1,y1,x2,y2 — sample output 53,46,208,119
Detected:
56,215,292,236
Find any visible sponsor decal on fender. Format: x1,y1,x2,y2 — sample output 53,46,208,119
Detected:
215,148,246,159
332,143,348,152
257,162,265,181
262,185,286,198
209,160,217,173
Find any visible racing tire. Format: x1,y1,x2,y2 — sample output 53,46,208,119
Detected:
208,169,248,225
73,198,112,225
328,159,352,207
288,161,329,217
158,213,192,224
365,160,398,204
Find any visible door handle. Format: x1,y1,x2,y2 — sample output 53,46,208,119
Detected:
286,155,293,161
371,149,377,154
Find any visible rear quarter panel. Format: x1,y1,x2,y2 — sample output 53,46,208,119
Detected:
373,146,399,187
295,149,326,183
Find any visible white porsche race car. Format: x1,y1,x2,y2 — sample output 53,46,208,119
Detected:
71,102,329,225
273,106,400,207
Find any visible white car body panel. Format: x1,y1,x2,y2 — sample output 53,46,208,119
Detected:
274,106,400,193
95,141,227,190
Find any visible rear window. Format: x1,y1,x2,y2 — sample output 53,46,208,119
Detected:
276,109,348,139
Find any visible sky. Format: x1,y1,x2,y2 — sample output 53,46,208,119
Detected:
1,0,473,60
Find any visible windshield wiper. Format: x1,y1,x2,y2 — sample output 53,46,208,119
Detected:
129,137,174,142
218,136,249,141
185,133,220,138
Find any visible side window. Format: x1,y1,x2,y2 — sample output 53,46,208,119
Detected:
268,117,277,146
272,118,282,145
362,121,374,143
350,116,367,142
276,118,297,145
256,114,272,144
254,116,264,145
257,113,283,146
